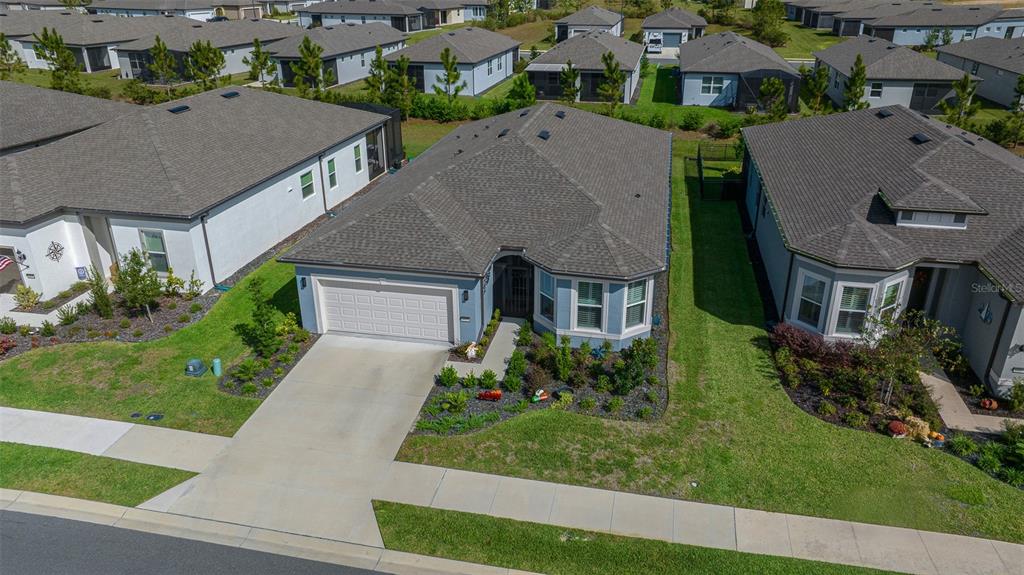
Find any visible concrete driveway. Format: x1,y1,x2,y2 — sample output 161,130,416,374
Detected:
152,335,446,547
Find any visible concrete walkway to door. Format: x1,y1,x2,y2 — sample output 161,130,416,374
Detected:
151,335,447,548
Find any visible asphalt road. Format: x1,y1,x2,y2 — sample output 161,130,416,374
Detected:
0,510,377,575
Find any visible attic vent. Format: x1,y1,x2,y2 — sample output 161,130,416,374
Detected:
325,25,334,29
519,110,528,117
555,110,566,119
876,108,894,118
448,32,456,36
537,130,551,140
498,128,510,137
192,24,203,28
911,132,931,144
957,135,976,146
221,90,240,98
168,105,190,114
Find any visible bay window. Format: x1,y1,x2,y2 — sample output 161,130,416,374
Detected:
797,273,827,329
625,280,647,328
835,285,872,335
879,281,902,321
576,281,603,330
539,271,554,322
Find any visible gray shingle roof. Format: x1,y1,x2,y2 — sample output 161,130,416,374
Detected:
678,32,798,76
641,8,706,29
526,30,643,71
0,10,199,46
296,0,422,16
0,81,137,152
384,26,518,64
742,106,1024,301
867,4,1001,27
835,1,939,22
0,88,388,224
814,36,965,81
936,37,1024,76
90,0,217,10
116,18,298,51
268,22,405,59
281,103,672,280
555,6,622,26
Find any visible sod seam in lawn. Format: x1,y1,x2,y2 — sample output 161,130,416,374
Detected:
396,135,1024,544
0,442,195,507
373,501,901,575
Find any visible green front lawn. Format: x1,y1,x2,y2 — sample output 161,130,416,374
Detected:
0,442,194,507
397,136,1024,543
0,258,298,436
374,502,901,575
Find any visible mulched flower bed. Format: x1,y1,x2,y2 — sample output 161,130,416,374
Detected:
0,292,218,361
413,271,670,435
217,330,319,399
12,282,90,313
942,364,1024,419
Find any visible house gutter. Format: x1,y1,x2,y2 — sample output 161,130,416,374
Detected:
985,296,1012,386
781,251,795,324
317,153,330,214
200,214,218,286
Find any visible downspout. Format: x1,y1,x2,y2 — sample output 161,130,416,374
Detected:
780,252,795,323
200,215,218,287
985,297,1012,387
317,153,330,214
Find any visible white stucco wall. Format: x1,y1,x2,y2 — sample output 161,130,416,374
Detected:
680,72,738,106
937,52,1023,108
822,63,918,110
467,49,516,95
0,216,94,300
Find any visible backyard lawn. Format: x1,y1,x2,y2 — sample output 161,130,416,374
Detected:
625,65,740,127
402,118,465,158
10,69,252,101
397,135,1024,544
499,19,554,50
0,442,194,506
374,502,901,575
0,258,299,436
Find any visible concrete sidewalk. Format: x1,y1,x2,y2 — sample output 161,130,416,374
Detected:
445,319,522,381
375,462,1024,575
0,406,231,472
922,372,1022,435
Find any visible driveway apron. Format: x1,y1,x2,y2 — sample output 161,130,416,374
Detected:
158,335,445,547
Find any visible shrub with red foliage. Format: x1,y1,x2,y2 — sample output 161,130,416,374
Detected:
769,323,855,370
0,336,15,356
888,420,908,436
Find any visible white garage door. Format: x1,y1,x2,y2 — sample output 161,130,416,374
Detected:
319,281,452,343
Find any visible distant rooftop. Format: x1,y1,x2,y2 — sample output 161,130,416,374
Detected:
555,6,623,26
814,35,965,81
384,26,519,64
527,30,643,71
677,32,798,76
268,22,406,59
936,36,1024,75
641,8,707,29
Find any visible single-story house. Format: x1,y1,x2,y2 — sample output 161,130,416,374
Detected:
260,0,310,16
678,32,800,111
279,103,671,350
640,7,706,56
742,105,1024,397
814,35,966,113
0,0,66,11
269,22,406,88
89,0,220,20
526,30,644,104
297,0,425,32
384,26,519,96
0,80,137,156
554,6,622,43
937,37,1024,108
830,1,940,37
864,4,1024,46
116,19,299,81
413,0,486,28
0,87,392,303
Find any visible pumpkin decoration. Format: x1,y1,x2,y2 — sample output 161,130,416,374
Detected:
888,420,908,437
477,389,502,401
980,398,999,410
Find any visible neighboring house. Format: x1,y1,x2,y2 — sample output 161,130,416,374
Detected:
554,6,623,43
279,104,671,350
0,87,392,303
937,37,1024,108
115,19,299,80
0,0,66,11
413,0,473,28
261,0,312,15
296,0,424,32
212,0,266,20
831,1,940,37
268,22,406,87
814,35,965,113
864,4,1024,46
526,30,644,104
742,105,1024,397
678,32,800,111
0,80,136,155
384,27,519,96
90,0,220,20
640,7,706,56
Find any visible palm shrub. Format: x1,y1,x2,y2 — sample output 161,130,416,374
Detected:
946,434,978,457
56,304,78,326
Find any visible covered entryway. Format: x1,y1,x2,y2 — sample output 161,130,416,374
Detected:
317,280,454,344
0,247,23,294
492,255,533,318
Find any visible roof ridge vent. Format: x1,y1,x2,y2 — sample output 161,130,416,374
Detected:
555,110,566,119
498,128,509,137
168,105,190,114
537,130,551,140
910,132,931,144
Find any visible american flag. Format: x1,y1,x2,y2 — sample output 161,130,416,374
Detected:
0,255,13,271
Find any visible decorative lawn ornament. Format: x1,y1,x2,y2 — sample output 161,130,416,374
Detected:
477,389,502,401
980,398,999,410
466,342,479,359
531,389,549,403
45,241,64,262
888,420,908,438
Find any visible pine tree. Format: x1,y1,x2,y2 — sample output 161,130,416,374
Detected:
185,40,225,90
433,46,466,104
843,54,869,111
751,0,788,47
559,59,579,103
243,37,275,83
1011,75,1024,148
0,33,27,80
799,63,830,114
290,36,333,100
364,45,389,101
148,36,178,95
597,51,625,113
940,73,980,129
32,28,83,94
113,249,162,323
385,55,414,118
759,76,788,122
58,0,91,9
505,73,535,108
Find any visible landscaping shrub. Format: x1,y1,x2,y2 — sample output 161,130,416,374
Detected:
947,434,978,457
645,389,659,404
167,301,178,310
551,392,573,410
439,391,469,414
185,270,204,299
0,317,15,335
516,321,533,346
132,329,143,338
241,383,258,395
84,265,113,319
525,366,553,395
0,336,16,356
638,406,654,420
506,348,527,380
774,347,800,388
463,371,479,389
163,267,185,297
39,321,56,337
843,411,868,428
233,359,260,383
579,396,597,411
595,374,612,393
113,249,162,321
818,401,837,416
504,399,529,414
437,365,459,387
189,302,203,314
242,276,280,358
976,442,1004,475
554,336,573,382
13,285,41,309
678,108,703,131
119,318,132,329
479,369,499,390
606,396,624,414
1009,378,1024,412
177,313,190,323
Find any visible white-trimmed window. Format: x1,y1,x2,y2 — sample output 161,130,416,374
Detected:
497,55,502,71
327,158,337,188
869,82,883,98
300,170,315,198
140,230,169,273
353,145,362,173
539,271,555,322
835,285,872,335
796,272,827,329
879,280,902,320
625,280,647,328
700,75,724,95
487,58,493,75
576,281,603,330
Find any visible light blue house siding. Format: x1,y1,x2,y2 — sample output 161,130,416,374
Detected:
680,72,738,107
937,52,1023,108
418,50,517,96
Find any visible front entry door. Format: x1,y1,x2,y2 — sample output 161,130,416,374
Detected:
495,259,532,318
907,267,934,314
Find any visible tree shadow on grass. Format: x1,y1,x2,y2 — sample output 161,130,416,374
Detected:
269,277,300,318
